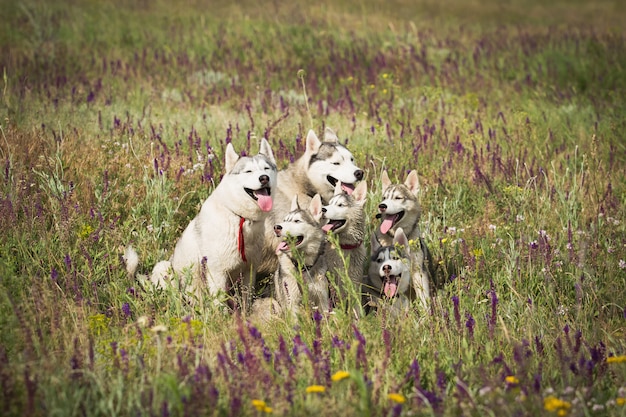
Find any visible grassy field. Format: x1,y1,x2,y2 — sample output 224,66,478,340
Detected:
1,0,626,415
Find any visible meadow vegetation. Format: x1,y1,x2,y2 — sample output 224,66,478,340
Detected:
1,0,625,415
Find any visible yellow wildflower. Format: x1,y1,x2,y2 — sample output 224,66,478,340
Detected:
607,355,626,364
441,238,448,244
472,248,483,258
617,397,626,406
387,393,406,404
331,371,350,382
382,73,389,79
78,224,94,239
505,375,519,385
306,385,326,394
252,400,266,410
544,396,571,414
252,400,272,413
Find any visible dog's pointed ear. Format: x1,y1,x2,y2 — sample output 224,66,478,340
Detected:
370,233,381,255
405,170,420,195
381,170,391,191
290,195,300,212
393,227,410,253
309,194,323,220
333,181,342,196
323,127,339,143
225,143,240,173
353,181,368,205
259,138,276,165
306,129,322,154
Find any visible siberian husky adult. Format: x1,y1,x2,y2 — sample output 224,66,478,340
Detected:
258,127,364,275
321,181,367,308
125,139,277,303
374,170,432,307
272,194,329,316
366,228,412,315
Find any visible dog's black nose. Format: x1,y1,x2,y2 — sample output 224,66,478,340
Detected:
274,225,282,236
378,203,387,212
321,207,327,213
259,175,269,185
354,170,364,181
382,264,391,274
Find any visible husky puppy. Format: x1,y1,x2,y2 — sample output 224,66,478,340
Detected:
258,127,364,275
125,139,277,303
374,170,432,307
273,194,329,316
366,228,412,315
321,181,368,306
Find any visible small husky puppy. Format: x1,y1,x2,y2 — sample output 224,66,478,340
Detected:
367,227,411,313
366,228,412,315
125,139,277,303
273,194,329,316
374,170,432,307
258,127,364,276
321,181,368,307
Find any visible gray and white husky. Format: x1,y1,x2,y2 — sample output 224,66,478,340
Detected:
258,127,364,275
374,170,431,307
272,194,329,316
321,181,368,307
366,228,412,315
125,139,277,303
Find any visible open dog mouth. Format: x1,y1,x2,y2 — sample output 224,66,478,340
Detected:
322,219,346,233
377,211,405,234
381,274,399,298
276,235,304,253
326,176,355,195
245,186,273,212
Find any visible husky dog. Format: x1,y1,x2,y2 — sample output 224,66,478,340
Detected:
258,127,364,275
321,181,368,307
272,194,329,316
125,139,277,303
374,170,432,307
366,228,412,315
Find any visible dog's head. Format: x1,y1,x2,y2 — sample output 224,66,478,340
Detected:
376,170,421,236
321,180,367,234
274,194,325,262
222,138,277,219
368,228,411,299
304,128,364,203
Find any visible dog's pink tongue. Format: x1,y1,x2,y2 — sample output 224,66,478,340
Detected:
255,189,273,212
341,183,355,195
380,214,398,234
276,241,289,254
322,223,334,233
383,279,398,298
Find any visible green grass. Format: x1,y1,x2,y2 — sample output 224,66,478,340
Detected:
1,0,626,415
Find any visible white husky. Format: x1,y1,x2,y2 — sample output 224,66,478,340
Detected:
321,181,367,308
258,127,364,276
366,228,412,315
125,139,277,303
374,170,431,307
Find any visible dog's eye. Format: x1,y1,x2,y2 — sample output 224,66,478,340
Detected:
245,169,253,173
333,162,340,166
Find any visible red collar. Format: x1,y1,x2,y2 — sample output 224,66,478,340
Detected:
340,241,362,250
238,217,247,262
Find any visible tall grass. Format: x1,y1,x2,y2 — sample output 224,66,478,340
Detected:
1,0,625,415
